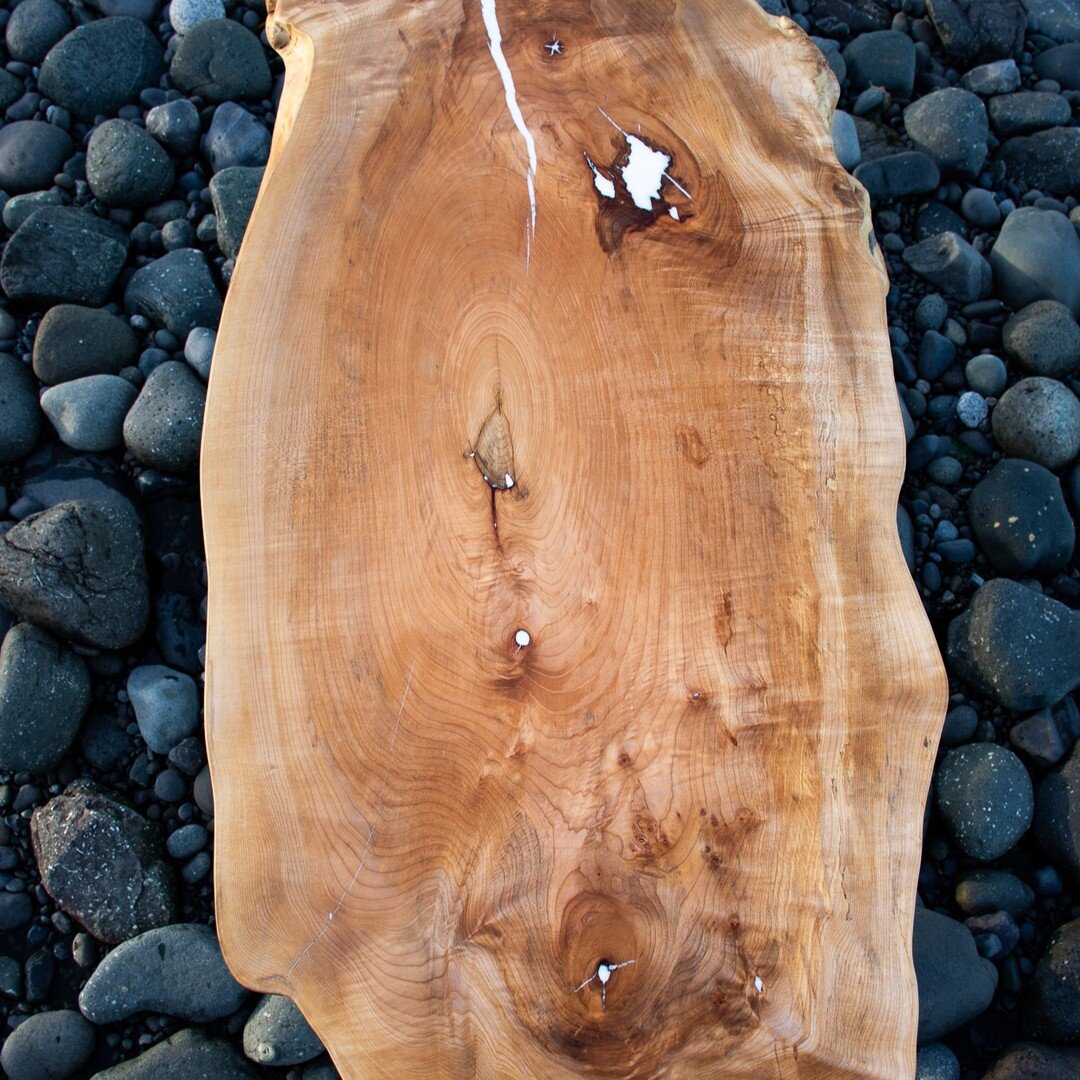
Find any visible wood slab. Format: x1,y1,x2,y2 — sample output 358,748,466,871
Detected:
201,0,947,1075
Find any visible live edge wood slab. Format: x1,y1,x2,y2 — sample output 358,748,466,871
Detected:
201,0,948,1075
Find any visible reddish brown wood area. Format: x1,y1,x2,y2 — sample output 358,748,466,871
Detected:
201,0,947,1075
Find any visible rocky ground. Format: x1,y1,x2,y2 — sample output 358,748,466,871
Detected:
0,0,1076,1076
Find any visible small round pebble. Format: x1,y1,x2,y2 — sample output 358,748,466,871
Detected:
166,823,207,860
916,1042,960,1080
170,0,226,35
965,354,1008,396
914,293,948,332
957,391,988,428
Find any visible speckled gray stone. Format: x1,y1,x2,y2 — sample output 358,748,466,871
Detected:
983,1041,1080,1079
122,360,206,474
935,743,1033,860
31,780,176,944
947,579,1080,710
124,249,221,337
1002,300,1080,378
993,377,1080,470
79,923,248,1024
91,1028,257,1079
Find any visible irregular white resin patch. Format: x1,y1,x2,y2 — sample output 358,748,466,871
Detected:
480,0,538,260
621,134,671,210
593,106,692,210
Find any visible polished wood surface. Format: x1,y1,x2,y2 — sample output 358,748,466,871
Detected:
201,0,946,1074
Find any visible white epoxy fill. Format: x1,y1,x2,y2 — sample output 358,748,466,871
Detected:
480,0,538,259
585,154,616,198
593,106,691,212
621,135,672,210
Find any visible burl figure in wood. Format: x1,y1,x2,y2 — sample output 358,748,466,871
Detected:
201,0,947,1075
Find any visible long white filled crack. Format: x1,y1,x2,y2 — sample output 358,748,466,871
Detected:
481,0,538,266
596,106,692,209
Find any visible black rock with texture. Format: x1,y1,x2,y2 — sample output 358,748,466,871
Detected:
86,118,176,209
842,30,916,95
30,780,177,944
0,206,129,307
209,166,264,259
1002,300,1080,379
903,230,992,302
1035,742,1080,883
998,128,1080,198
78,922,248,1023
854,151,940,200
123,360,206,473
32,304,140,384
1034,43,1080,90
0,498,149,649
124,248,222,337
914,906,999,1043
946,578,1080,711
925,0,1025,63
0,621,90,774
989,92,1072,136
935,743,1034,861
969,458,1075,576
4,0,72,65
983,1042,1080,1079
808,0,890,32
0,1009,94,1080
0,120,73,194
1024,916,1080,1041
91,1028,257,1079
170,18,272,104
0,351,40,463
37,17,164,121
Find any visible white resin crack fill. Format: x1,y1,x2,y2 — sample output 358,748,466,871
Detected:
481,0,538,265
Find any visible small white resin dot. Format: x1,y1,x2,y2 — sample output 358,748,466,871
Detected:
515,629,531,647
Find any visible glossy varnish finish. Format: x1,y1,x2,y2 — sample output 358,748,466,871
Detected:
201,0,946,1075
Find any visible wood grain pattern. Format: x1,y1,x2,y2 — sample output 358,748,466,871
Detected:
201,0,947,1075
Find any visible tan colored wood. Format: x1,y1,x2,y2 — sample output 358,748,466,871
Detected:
201,0,947,1075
